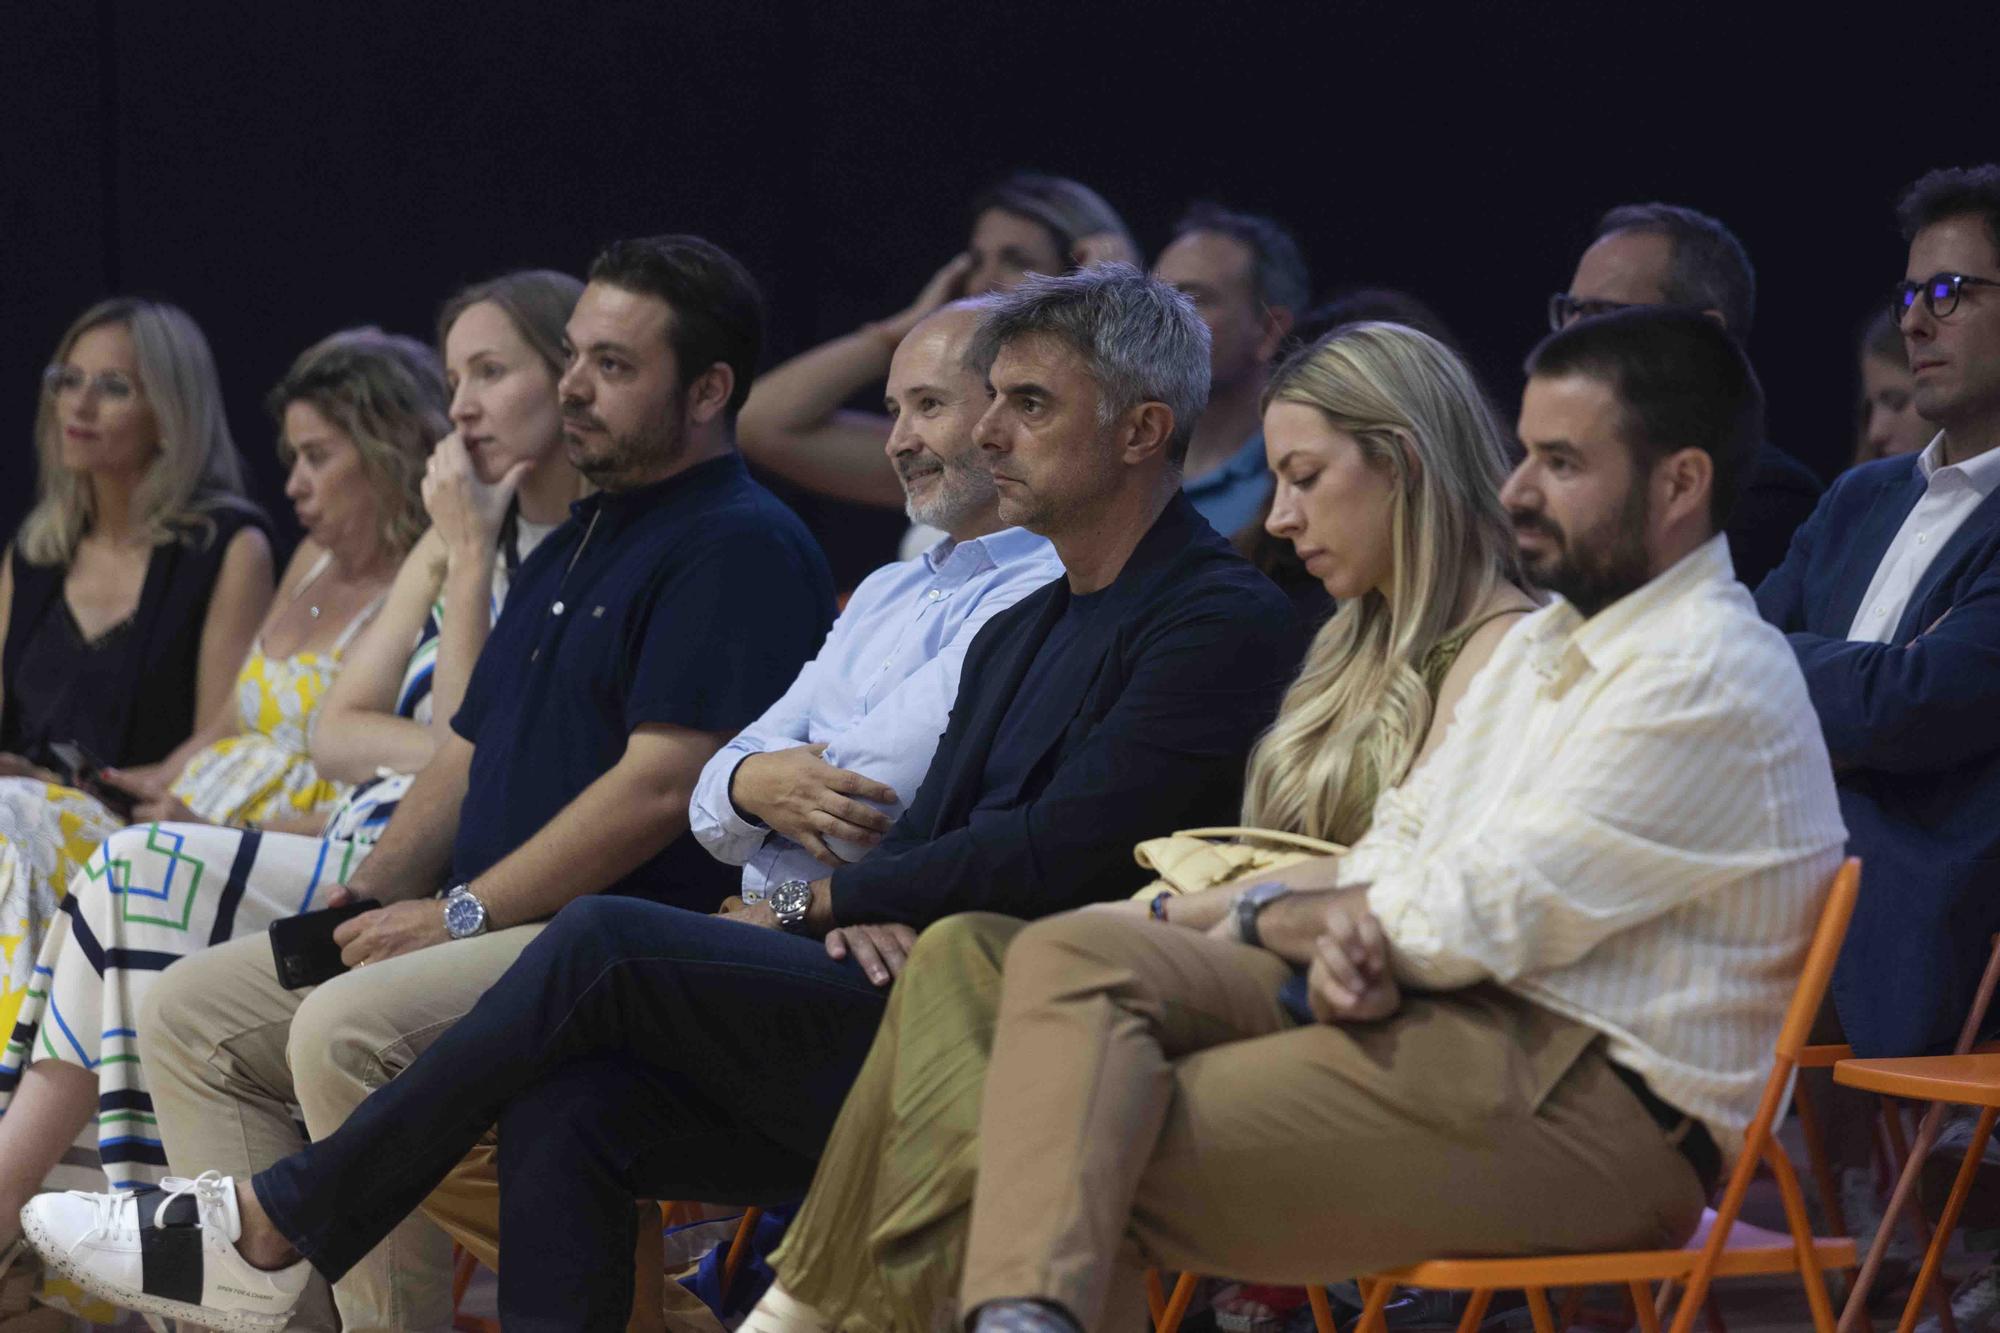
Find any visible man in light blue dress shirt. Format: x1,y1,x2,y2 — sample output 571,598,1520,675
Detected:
690,298,1063,897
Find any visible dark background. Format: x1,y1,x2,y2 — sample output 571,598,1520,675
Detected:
4,1,1993,588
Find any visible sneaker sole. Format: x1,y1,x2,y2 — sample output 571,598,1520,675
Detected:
20,1209,289,1333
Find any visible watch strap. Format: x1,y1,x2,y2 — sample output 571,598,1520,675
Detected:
1235,881,1290,948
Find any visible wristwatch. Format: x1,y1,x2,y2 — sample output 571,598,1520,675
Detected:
1234,881,1292,948
769,879,814,934
442,882,489,940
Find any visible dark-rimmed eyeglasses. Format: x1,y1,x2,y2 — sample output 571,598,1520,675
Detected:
1893,272,2000,323
42,365,140,403
1546,293,1644,331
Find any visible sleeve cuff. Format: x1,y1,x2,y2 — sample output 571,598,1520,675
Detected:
689,751,769,865
721,754,769,832
1364,873,1439,958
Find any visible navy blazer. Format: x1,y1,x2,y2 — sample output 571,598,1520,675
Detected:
1757,454,2000,1056
829,492,1299,927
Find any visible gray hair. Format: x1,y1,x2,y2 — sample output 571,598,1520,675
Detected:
969,264,1211,467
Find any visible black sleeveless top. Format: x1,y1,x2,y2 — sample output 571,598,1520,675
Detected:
1,504,270,769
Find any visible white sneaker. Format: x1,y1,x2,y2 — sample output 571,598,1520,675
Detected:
1916,1261,2000,1333
19,1171,311,1332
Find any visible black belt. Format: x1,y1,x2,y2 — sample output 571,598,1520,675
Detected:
1610,1062,1722,1196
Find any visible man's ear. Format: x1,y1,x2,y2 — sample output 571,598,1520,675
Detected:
1657,446,1715,527
1118,401,1177,465
1256,305,1296,363
686,363,736,427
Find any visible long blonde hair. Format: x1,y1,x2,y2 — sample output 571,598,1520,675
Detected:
1241,323,1520,843
20,298,257,566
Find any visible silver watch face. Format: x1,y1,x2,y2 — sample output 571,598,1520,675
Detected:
771,879,813,923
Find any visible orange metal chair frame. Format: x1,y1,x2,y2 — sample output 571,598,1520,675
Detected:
722,1205,765,1301
1151,858,1863,1333
1832,935,2000,1333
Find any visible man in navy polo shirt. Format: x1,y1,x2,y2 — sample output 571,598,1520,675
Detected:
119,235,834,1333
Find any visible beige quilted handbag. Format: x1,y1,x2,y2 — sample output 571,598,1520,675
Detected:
1128,826,1346,899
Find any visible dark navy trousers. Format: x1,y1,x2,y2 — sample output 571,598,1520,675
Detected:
253,897,889,1331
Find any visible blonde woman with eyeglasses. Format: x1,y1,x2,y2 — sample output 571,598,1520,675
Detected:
0,300,275,1013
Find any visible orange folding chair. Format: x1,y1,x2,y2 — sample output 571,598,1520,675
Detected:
1151,857,1862,1333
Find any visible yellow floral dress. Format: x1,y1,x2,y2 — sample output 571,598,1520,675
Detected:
165,634,367,826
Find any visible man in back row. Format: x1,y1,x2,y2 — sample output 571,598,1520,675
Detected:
1552,200,1821,587
29,267,1303,1332
1151,203,1311,538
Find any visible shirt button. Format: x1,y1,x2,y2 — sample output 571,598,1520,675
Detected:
1919,533,1930,545
927,589,943,601
552,600,566,615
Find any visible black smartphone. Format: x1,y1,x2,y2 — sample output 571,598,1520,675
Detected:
268,899,380,990
48,740,136,820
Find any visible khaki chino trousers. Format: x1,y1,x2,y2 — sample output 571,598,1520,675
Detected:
773,911,1707,1333
136,923,541,1333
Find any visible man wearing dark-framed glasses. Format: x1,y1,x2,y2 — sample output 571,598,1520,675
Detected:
1758,162,2000,1080
1549,202,1821,586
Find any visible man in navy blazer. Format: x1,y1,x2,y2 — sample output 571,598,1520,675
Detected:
1757,164,2000,1060
104,266,1300,1332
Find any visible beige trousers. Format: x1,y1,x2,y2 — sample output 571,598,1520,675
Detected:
775,912,1706,1333
136,923,541,1333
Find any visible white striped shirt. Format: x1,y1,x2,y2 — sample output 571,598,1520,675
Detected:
1340,536,1846,1157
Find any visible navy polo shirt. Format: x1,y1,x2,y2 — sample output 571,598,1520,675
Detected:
450,453,834,909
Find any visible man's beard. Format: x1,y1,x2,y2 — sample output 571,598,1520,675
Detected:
899,451,998,531
1512,480,1652,618
565,404,687,491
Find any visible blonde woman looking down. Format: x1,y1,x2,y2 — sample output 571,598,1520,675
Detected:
0,276,582,1277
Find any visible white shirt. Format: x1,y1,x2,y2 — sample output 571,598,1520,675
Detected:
1846,432,2000,642
691,527,1063,896
1339,537,1847,1157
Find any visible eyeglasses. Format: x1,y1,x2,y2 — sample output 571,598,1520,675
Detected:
43,366,141,403
1547,293,1644,331
1893,272,2000,323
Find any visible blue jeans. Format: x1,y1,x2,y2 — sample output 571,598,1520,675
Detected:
253,897,889,1331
